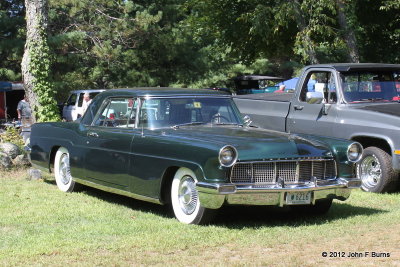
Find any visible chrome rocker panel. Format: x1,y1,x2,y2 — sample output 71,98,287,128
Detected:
196,177,361,209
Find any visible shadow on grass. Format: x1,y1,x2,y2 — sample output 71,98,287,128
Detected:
64,184,387,228
79,186,172,219
211,203,386,228
42,175,388,227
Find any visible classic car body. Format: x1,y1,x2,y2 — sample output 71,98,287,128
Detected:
28,88,362,224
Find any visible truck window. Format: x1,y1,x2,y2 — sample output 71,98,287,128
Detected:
66,94,77,106
341,71,400,103
78,92,101,107
300,71,337,103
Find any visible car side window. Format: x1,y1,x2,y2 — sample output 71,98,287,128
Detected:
78,93,84,107
299,71,337,103
67,94,77,106
93,98,136,128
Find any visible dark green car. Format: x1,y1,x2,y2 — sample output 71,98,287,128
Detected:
28,88,362,224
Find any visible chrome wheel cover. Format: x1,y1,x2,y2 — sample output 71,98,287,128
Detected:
59,154,71,185
178,175,198,215
360,155,381,188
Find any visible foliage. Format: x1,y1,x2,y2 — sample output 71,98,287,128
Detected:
27,13,60,122
0,0,25,81
0,0,400,111
0,126,24,148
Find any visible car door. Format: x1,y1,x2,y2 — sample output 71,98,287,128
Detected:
83,97,137,190
63,93,77,121
287,69,339,136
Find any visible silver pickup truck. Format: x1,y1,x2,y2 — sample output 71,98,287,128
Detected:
234,63,400,193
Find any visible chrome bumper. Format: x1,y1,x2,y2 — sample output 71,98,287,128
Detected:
196,178,361,209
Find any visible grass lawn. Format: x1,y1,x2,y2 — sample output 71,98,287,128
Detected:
1,168,399,266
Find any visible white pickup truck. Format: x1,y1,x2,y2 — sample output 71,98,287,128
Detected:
62,89,105,121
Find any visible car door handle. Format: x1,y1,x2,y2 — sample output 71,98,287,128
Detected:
87,132,99,138
293,105,304,110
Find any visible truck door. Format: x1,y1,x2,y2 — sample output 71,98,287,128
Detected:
63,93,77,121
287,70,338,136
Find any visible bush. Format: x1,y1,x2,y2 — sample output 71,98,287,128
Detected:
0,127,25,149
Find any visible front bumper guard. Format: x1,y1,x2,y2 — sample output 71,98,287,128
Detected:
196,177,361,209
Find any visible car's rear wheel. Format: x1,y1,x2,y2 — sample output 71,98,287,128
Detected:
54,147,77,192
170,168,216,224
358,147,398,193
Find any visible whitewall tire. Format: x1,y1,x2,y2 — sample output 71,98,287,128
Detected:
54,147,77,192
171,167,215,224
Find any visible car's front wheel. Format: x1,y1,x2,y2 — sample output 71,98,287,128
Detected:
54,147,77,192
358,147,398,193
170,168,216,224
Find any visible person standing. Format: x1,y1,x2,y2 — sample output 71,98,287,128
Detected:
17,94,32,121
81,93,92,117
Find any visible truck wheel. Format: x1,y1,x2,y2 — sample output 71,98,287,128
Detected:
170,168,216,224
290,199,333,215
54,147,77,192
358,147,398,193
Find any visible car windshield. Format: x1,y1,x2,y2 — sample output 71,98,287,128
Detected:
341,71,400,103
139,97,242,129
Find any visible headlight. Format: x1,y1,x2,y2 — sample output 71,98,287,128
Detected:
219,145,238,167
347,142,363,162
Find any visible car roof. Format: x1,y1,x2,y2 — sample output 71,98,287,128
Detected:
95,87,229,98
70,89,106,93
305,63,400,72
233,75,284,81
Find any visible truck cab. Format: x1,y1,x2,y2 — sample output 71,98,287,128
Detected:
235,63,400,193
62,89,105,121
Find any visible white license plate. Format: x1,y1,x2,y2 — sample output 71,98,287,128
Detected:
286,192,312,205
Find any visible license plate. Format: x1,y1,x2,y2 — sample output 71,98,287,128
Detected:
286,192,312,205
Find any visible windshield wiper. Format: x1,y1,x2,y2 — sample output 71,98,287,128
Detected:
171,122,207,129
353,98,386,102
212,122,243,126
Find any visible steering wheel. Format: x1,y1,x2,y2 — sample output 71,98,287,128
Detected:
211,113,230,123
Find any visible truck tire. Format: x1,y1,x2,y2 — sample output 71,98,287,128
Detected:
358,147,398,193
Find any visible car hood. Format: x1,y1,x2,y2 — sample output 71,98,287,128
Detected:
163,126,332,161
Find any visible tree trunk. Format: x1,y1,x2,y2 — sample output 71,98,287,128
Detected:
21,0,49,122
336,0,360,63
290,0,319,64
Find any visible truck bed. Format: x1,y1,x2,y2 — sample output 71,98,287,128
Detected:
234,92,293,102
234,93,293,132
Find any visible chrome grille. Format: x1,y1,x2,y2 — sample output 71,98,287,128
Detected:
230,159,337,184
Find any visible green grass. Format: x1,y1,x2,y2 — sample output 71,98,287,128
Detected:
1,169,399,266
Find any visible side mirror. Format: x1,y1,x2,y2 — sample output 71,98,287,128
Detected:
243,115,252,127
306,92,324,104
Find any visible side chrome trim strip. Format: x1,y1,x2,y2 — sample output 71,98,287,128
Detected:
74,177,162,205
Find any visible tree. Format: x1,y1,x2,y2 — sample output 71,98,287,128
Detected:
0,0,25,81
21,0,59,122
336,0,359,62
